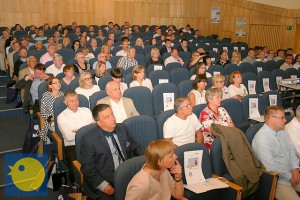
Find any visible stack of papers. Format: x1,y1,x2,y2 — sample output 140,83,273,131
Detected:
184,178,229,194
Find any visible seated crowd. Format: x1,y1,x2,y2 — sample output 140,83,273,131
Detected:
2,21,300,200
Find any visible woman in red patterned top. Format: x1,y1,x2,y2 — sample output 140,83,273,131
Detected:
199,88,234,149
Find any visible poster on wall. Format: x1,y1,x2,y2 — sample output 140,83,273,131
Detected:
211,7,220,23
235,18,247,37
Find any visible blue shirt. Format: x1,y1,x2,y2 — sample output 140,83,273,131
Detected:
252,124,299,186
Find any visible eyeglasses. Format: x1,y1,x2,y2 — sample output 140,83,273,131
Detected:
217,80,225,83
270,116,285,120
84,77,93,81
182,104,192,108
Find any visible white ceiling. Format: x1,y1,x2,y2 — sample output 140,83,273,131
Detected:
247,0,300,9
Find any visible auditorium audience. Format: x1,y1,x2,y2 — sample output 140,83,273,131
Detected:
252,106,300,200
93,52,112,69
57,90,94,184
125,140,184,200
200,88,234,149
75,71,100,100
285,105,300,157
147,48,163,67
45,54,65,77
163,97,203,148
110,68,128,94
212,74,230,100
242,48,256,65
129,65,153,92
80,103,142,199
189,74,207,107
190,62,212,80
228,71,248,101
39,77,64,139
97,81,139,123
280,54,293,71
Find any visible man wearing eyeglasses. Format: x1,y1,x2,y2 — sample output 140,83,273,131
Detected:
163,97,203,149
252,106,300,200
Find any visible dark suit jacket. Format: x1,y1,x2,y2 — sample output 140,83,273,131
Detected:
160,47,171,56
80,123,143,200
177,46,192,53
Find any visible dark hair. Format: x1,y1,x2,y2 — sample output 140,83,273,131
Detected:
248,48,255,52
63,65,75,72
72,40,81,51
277,49,284,54
35,63,46,71
181,39,187,43
203,56,211,65
219,50,227,55
295,54,300,60
285,54,293,59
150,38,157,46
92,104,111,121
111,68,123,78
165,39,171,43
192,74,208,90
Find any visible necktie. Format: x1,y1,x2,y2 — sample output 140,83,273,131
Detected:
110,134,125,162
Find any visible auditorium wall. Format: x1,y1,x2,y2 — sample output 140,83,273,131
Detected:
0,0,299,52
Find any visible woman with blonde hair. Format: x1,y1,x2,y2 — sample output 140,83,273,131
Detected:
212,74,230,100
135,38,145,48
147,48,164,67
200,88,234,149
129,65,153,91
231,51,242,65
93,61,108,83
101,44,112,60
75,71,100,99
125,140,184,200
228,71,248,101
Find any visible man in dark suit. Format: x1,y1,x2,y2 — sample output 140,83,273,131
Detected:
80,104,143,200
177,38,192,53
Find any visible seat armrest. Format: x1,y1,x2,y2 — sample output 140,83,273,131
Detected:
259,168,278,200
212,173,243,200
73,160,83,186
37,112,45,130
52,132,63,161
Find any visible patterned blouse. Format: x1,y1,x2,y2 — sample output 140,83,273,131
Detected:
40,91,64,140
200,106,233,149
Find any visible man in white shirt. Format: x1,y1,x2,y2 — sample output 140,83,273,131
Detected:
280,54,293,71
97,81,139,123
116,40,129,57
163,97,203,148
93,53,112,69
164,48,184,67
285,105,300,157
57,90,94,184
45,54,65,76
293,54,300,70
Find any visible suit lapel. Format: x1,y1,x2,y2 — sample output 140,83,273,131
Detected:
115,126,127,160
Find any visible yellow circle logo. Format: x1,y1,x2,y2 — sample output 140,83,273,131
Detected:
8,157,45,191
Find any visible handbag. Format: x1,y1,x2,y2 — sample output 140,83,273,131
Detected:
57,184,84,200
47,158,68,191
22,115,41,153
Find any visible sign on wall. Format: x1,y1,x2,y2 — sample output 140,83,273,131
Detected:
235,18,247,37
211,7,220,23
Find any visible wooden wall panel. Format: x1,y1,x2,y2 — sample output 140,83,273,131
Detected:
0,0,299,52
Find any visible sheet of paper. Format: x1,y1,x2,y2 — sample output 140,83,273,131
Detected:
269,95,277,106
291,75,297,79
222,47,228,51
276,76,282,84
263,78,270,92
184,178,229,194
213,71,220,75
257,67,262,73
154,65,162,71
184,150,205,185
241,47,245,50
211,57,215,62
159,79,168,84
163,93,174,111
249,98,260,118
248,80,256,94
233,47,238,51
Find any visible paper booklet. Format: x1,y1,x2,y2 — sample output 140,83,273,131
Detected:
183,150,229,194
163,93,174,111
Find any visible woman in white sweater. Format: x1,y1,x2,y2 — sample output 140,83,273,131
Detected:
129,65,153,92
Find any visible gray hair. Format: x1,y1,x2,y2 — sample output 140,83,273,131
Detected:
205,88,223,102
174,96,189,113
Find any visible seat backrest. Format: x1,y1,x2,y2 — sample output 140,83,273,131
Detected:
261,90,283,107
221,98,245,124
175,143,212,184
109,56,122,68
89,90,108,110
123,87,153,115
240,62,254,74
245,123,264,145
165,62,181,73
152,83,178,116
224,63,240,75
242,72,258,94
170,68,190,86
133,45,144,56
57,48,76,64
38,81,48,101
69,77,79,90
156,109,175,139
207,65,225,76
147,64,165,74
134,54,146,67
257,71,277,93
111,46,122,56
265,60,278,72
148,70,170,86
178,80,193,97
98,75,112,90
242,94,264,120
192,103,207,118
19,63,28,72
123,115,158,152
178,52,191,62
113,155,145,200
253,61,266,73
35,49,48,62
271,69,289,88
144,45,156,56
285,68,299,78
